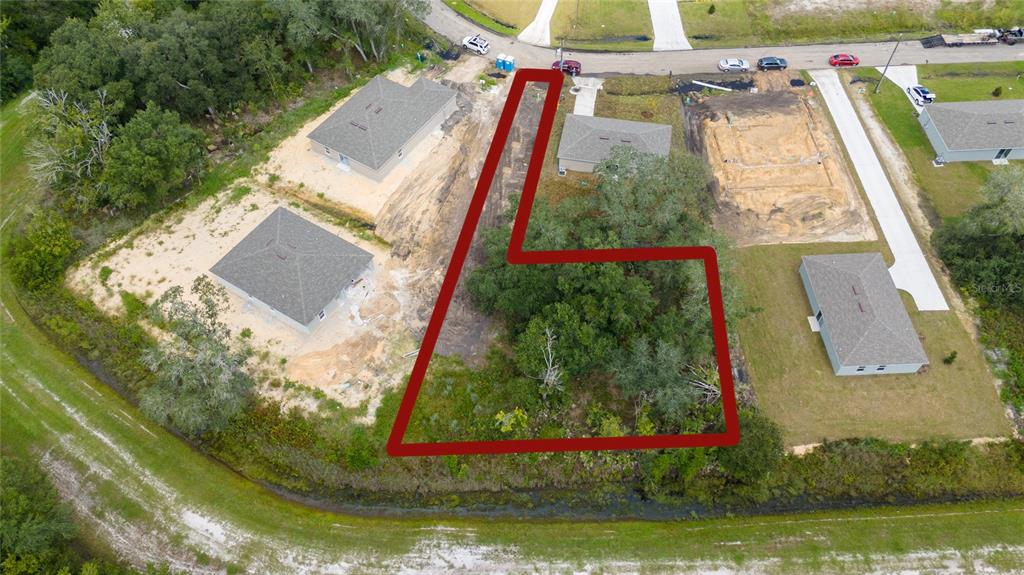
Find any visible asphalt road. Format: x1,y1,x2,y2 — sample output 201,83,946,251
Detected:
427,0,1024,74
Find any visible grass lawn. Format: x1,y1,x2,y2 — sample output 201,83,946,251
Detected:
733,241,1012,446
550,0,654,51
465,0,542,32
856,64,1024,219
4,93,1024,574
445,0,518,35
678,0,757,48
674,1,1024,48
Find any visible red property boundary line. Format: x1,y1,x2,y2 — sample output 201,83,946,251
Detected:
387,68,740,456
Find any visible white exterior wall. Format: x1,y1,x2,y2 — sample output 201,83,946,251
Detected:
557,157,596,173
212,275,348,334
918,108,1024,163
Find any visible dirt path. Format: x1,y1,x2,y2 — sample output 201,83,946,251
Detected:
847,80,976,335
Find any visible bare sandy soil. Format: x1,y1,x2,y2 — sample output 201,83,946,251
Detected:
68,56,514,416
689,76,877,247
259,60,488,222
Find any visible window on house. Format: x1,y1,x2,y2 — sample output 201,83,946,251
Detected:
876,365,886,371
856,366,866,372
398,149,404,158
318,309,326,320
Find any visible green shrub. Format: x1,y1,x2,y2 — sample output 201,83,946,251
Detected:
9,210,80,291
98,265,113,285
993,86,1003,97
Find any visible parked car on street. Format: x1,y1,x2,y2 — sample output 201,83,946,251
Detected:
462,34,490,55
551,59,582,75
718,58,750,72
757,56,788,71
906,85,936,105
828,53,860,67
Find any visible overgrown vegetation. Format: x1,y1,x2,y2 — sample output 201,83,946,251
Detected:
0,455,153,574
935,167,1024,414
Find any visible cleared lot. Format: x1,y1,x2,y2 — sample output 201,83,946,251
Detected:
67,59,515,415
686,75,875,246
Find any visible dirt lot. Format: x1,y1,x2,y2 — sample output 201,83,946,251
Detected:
260,58,491,222
686,74,877,247
68,56,529,417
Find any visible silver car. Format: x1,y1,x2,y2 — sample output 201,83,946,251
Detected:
718,58,750,72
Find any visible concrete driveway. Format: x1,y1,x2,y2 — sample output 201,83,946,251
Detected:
877,65,923,111
571,76,604,116
809,69,948,312
649,0,692,51
426,0,1024,74
517,0,557,47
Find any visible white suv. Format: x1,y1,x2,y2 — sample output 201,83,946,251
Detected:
462,34,490,55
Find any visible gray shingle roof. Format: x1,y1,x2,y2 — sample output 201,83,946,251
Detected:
557,114,672,165
922,100,1024,151
307,75,457,170
802,253,928,367
210,207,372,327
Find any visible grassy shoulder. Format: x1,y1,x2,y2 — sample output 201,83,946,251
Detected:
464,0,542,33
855,64,1024,219
733,241,1011,446
447,0,519,35
551,0,654,52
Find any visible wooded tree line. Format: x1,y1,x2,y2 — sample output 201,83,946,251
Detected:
934,166,1024,412
9,0,430,291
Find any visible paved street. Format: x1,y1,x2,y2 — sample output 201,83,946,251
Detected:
427,0,1024,74
809,69,949,312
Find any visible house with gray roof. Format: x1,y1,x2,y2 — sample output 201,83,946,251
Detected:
307,75,457,181
917,100,1024,163
800,253,928,376
556,114,672,173
210,207,373,333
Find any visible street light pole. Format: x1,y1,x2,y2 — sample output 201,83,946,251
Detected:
875,33,904,94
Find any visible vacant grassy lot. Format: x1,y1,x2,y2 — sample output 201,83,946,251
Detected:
857,63,1024,219
464,0,543,33
678,0,757,47
733,241,1011,446
675,0,1024,47
551,0,653,51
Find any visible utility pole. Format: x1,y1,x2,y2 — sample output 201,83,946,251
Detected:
875,33,903,94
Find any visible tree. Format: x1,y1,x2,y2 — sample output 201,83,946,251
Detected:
140,276,253,438
28,89,116,210
0,0,98,101
934,166,1024,310
9,210,80,291
0,456,76,562
32,17,134,112
100,102,204,210
612,336,698,426
714,410,784,485
514,324,565,400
